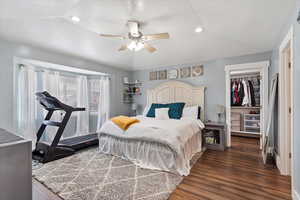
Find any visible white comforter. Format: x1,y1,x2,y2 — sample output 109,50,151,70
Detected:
99,116,204,175
100,116,204,154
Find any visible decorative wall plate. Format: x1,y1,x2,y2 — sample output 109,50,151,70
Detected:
180,67,191,78
168,69,178,79
192,65,204,77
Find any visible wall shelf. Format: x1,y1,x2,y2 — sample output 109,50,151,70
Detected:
123,81,142,104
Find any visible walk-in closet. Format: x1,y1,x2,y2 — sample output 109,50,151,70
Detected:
225,61,269,149
230,72,261,138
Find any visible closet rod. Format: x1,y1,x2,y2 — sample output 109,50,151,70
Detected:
230,74,261,79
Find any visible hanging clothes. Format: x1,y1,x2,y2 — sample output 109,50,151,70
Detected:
248,80,256,106
242,79,249,106
231,76,259,107
239,80,245,105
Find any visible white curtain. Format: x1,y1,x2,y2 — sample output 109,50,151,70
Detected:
42,70,62,142
97,76,110,131
17,66,38,149
76,75,90,135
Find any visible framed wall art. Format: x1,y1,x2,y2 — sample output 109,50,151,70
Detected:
149,71,158,81
158,70,167,80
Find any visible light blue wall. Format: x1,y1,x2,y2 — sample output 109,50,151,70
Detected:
269,0,300,196
0,38,131,133
132,51,272,122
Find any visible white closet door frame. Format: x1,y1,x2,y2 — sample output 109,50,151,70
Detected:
278,26,294,179
225,61,269,148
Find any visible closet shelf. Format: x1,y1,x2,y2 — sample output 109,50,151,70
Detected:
231,106,260,109
244,119,260,122
244,126,260,129
231,130,261,135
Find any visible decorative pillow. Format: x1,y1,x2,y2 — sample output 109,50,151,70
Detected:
167,102,186,119
182,105,201,119
155,108,170,120
146,104,167,118
146,102,185,119
182,106,198,119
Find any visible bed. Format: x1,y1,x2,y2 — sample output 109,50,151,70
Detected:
98,81,206,176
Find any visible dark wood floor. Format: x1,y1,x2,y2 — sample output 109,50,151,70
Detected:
33,136,291,200
169,136,291,200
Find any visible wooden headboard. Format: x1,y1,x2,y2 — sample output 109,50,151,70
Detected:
147,81,206,121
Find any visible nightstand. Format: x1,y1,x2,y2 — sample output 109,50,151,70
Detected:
203,121,226,151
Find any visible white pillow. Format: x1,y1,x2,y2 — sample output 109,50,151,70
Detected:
155,108,170,120
182,106,199,120
142,105,151,116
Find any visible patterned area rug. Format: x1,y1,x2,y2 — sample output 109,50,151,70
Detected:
33,148,202,200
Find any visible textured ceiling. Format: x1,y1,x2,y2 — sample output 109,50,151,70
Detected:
0,0,295,70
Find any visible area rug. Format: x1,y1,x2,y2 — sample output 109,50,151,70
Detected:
33,148,202,200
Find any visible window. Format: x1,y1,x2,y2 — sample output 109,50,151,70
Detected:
88,79,100,113
59,75,78,107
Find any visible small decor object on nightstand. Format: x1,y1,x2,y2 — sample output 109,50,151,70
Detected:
192,65,204,77
216,105,225,123
203,121,226,151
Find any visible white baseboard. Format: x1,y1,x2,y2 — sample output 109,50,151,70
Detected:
293,190,300,200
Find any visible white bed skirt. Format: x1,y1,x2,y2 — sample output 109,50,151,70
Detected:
98,132,202,176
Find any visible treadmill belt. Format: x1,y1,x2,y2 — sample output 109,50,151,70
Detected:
59,133,98,150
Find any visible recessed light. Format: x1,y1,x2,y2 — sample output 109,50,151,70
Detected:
195,27,204,33
71,16,80,23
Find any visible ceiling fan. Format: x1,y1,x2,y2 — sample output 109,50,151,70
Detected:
100,20,170,53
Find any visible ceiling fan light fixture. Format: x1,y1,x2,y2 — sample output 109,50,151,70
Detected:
128,41,144,52
71,16,80,23
195,26,204,33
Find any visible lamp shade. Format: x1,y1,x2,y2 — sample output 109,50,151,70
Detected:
216,105,225,114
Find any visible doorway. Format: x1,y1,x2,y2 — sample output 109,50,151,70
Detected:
225,61,269,149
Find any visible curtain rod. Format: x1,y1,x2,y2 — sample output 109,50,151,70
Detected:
18,64,111,77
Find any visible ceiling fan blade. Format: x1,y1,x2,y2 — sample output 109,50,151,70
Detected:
99,34,125,39
144,43,157,53
118,45,128,51
143,33,170,41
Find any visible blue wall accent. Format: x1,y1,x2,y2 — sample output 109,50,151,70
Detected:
132,51,272,122
269,0,300,196
0,38,131,133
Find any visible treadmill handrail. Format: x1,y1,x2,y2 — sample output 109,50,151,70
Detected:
36,91,86,112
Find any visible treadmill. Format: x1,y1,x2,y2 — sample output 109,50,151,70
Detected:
32,91,98,163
